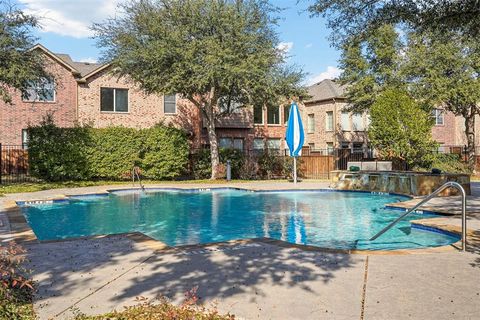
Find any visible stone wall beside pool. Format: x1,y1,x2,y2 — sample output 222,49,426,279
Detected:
331,170,471,196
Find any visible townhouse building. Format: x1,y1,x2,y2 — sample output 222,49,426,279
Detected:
303,79,479,154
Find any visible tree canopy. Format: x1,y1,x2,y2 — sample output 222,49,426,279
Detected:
368,89,437,167
0,1,47,103
93,0,306,179
309,0,480,46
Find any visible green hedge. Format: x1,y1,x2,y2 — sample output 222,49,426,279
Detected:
28,117,189,181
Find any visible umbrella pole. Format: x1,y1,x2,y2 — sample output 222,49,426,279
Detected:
293,156,297,184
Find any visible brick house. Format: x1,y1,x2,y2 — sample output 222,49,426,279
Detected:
0,44,287,153
303,79,480,154
303,79,370,154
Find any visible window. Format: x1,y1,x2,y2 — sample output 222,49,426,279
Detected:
100,88,128,112
326,142,334,155
267,138,281,150
219,137,244,150
219,138,233,149
326,111,333,131
341,112,350,131
432,108,444,125
233,138,244,150
253,138,264,150
353,142,363,153
22,78,55,102
341,142,350,149
307,114,315,133
22,129,29,149
267,105,280,125
164,94,176,114
254,105,263,124
308,143,315,150
284,105,290,124
352,113,364,131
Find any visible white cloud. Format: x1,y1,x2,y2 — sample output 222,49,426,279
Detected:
305,43,313,49
18,0,122,38
306,66,343,85
277,41,293,54
78,57,98,63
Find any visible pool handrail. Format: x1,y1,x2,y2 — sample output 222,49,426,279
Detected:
369,181,467,252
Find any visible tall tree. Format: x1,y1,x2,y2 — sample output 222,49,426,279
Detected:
0,1,47,103
339,24,402,112
403,32,480,169
308,0,480,47
368,89,437,167
93,0,305,179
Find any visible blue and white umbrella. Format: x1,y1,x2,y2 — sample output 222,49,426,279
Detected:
285,102,305,183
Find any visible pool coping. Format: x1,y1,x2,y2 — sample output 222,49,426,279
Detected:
0,186,473,255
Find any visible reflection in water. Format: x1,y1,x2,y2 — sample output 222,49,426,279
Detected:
22,190,459,250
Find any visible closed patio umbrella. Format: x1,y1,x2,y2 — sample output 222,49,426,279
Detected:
285,102,305,184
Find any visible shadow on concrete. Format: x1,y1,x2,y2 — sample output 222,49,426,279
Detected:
24,235,358,309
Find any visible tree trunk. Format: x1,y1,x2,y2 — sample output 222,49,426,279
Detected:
206,119,221,179
464,112,476,172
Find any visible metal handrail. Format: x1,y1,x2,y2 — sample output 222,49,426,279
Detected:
370,181,467,252
132,166,145,191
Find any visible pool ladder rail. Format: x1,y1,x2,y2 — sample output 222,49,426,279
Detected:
370,181,467,252
132,166,145,191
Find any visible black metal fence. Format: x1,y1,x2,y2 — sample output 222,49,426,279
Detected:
0,144,35,184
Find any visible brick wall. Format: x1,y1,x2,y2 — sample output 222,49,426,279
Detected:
302,100,369,150
0,56,78,145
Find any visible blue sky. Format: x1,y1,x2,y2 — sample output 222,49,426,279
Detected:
15,0,341,85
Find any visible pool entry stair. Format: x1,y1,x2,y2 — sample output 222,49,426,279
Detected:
370,181,467,252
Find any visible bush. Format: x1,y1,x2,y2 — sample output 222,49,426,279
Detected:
28,116,190,181
416,153,471,174
141,125,190,179
191,148,245,180
257,150,284,179
86,127,142,180
0,242,35,320
28,115,91,181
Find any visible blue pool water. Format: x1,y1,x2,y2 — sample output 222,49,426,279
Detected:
20,189,459,250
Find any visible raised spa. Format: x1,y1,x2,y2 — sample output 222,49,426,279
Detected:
19,188,459,250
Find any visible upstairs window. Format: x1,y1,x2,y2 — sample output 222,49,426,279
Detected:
22,77,55,102
341,112,350,131
326,111,333,131
254,105,263,124
267,106,280,125
352,113,364,131
100,88,128,112
432,108,444,125
164,94,176,114
283,105,290,124
307,114,315,133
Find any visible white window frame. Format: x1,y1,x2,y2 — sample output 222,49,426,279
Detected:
432,108,444,126
341,112,350,131
352,113,364,131
254,105,264,125
326,111,334,131
307,114,315,133
267,106,280,125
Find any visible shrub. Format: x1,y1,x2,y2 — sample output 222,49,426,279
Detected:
0,242,35,320
28,116,190,181
86,127,142,180
257,150,284,179
191,148,245,179
28,115,91,181
416,153,471,174
141,125,190,179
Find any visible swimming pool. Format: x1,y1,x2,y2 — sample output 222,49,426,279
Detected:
19,188,459,250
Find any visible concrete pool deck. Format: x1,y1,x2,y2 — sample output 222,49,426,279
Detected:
0,181,479,319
